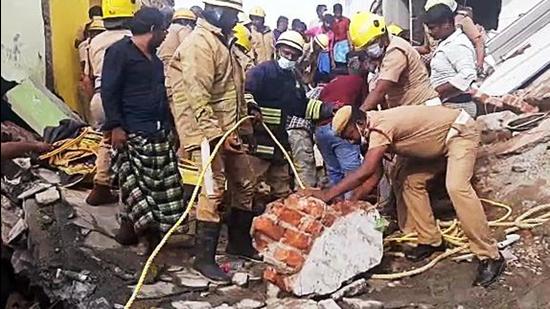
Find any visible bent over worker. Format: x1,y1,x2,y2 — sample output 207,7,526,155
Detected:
306,105,505,288
86,0,135,206
170,0,257,284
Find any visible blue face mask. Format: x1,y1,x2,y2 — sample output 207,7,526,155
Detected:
365,42,384,59
278,56,297,70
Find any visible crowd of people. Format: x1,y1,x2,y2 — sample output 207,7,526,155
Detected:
73,0,503,288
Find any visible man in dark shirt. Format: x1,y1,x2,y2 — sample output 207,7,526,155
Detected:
102,7,185,252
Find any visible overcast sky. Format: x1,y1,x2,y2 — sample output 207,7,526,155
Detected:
174,0,373,29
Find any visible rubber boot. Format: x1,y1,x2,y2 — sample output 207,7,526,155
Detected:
226,209,262,261
86,184,118,206
192,221,231,283
144,227,162,255
473,253,506,287
114,217,138,246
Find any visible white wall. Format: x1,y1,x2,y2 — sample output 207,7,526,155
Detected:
1,0,46,83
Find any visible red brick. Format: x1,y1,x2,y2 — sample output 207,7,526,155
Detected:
282,228,312,250
302,201,325,219
276,206,303,226
253,233,272,251
274,246,305,269
253,217,285,241
300,218,324,236
321,213,337,227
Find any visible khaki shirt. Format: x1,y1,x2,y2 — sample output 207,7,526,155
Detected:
158,23,193,67
378,36,439,108
78,39,90,76
232,44,256,74
455,14,482,42
89,29,132,89
250,26,275,64
169,18,245,150
367,105,461,159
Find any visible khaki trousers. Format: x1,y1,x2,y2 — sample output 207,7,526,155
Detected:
246,155,291,201
396,122,499,259
191,150,255,223
89,93,112,186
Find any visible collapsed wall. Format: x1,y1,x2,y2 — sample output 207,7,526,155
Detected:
251,194,383,296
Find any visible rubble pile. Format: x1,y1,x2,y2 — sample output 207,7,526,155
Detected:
251,194,383,296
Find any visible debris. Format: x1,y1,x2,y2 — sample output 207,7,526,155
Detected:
35,186,60,205
56,268,89,282
174,268,210,289
498,233,521,249
342,298,384,309
331,278,369,300
17,183,52,200
88,297,111,309
318,298,342,309
6,218,28,244
213,304,233,309
266,282,280,299
159,274,173,282
252,195,383,296
511,163,528,173
234,298,265,309
231,272,249,287
41,214,54,225
32,168,61,184
167,265,185,272
171,300,213,309
501,248,518,262
130,281,183,299
266,298,318,309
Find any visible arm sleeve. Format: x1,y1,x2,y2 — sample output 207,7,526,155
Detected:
179,38,222,141
378,49,407,83
368,122,394,151
446,44,477,91
458,17,482,41
101,46,125,131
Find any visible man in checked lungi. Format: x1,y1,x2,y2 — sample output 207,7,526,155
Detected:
101,7,184,253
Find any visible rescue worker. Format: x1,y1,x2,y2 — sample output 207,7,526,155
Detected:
170,0,257,283
348,12,440,233
245,31,335,194
158,8,196,70
247,6,275,64
77,17,105,120
422,0,485,74
86,0,135,206
231,22,255,72
348,12,440,111
305,105,506,287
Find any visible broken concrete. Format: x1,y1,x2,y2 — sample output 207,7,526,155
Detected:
173,268,210,289
318,298,342,309
252,195,383,296
231,272,249,287
35,186,60,205
234,298,265,309
342,298,384,309
172,300,213,309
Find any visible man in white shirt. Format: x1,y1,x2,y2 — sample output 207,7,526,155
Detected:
426,4,478,117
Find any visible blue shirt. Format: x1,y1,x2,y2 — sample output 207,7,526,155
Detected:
101,37,170,134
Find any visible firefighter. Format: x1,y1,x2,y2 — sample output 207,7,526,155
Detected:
170,0,257,283
86,0,136,207
244,30,335,207
247,6,274,63
231,22,255,72
158,8,196,71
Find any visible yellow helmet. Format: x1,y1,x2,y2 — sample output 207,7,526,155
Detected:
275,30,305,53
233,23,252,52
173,8,197,21
249,6,266,18
387,24,403,36
349,12,387,50
203,0,243,12
89,17,106,31
102,0,137,19
313,33,330,51
425,0,458,12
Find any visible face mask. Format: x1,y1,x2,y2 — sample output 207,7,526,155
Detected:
278,56,296,70
365,42,384,59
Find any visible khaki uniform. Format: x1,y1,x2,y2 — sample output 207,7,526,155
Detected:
158,23,192,100
250,26,274,64
378,36,439,108
171,18,252,223
88,29,131,186
367,105,499,259
232,45,256,73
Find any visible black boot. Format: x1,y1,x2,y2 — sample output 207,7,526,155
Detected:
192,221,231,283
405,242,446,262
226,209,262,262
114,217,138,245
473,253,506,287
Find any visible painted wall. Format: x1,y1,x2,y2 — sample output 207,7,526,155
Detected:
49,0,89,114
1,0,46,83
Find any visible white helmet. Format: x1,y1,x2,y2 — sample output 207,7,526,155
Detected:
275,30,305,54
425,0,458,12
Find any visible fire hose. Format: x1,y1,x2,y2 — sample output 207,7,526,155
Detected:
125,116,550,308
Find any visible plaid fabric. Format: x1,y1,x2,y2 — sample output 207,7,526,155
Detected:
112,130,185,233
286,116,313,131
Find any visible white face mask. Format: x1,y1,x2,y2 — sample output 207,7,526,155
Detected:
365,42,384,59
278,56,297,70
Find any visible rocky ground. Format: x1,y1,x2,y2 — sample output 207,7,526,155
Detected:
2,117,549,309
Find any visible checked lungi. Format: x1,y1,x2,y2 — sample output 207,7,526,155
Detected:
112,130,185,233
